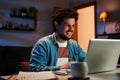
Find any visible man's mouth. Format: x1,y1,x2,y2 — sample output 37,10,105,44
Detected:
66,31,73,36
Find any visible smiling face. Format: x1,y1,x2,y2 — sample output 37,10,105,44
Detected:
55,18,76,42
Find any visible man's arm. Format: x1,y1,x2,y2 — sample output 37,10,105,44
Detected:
77,44,86,62
29,42,60,72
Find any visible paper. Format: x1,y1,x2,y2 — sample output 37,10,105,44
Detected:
16,71,57,80
54,69,71,75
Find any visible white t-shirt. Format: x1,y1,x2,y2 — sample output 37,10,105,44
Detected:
56,41,69,66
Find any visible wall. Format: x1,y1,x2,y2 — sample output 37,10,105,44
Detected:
70,0,120,35
77,5,95,52
1,0,120,46
0,0,69,46
70,0,95,8
71,0,120,65
97,0,120,35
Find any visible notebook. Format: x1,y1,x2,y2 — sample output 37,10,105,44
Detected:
16,71,57,80
86,39,120,74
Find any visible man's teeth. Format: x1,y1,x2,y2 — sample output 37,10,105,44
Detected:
67,32,72,35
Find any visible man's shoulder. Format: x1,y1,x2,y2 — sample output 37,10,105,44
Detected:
37,34,55,44
68,39,77,43
67,39,78,46
41,34,52,39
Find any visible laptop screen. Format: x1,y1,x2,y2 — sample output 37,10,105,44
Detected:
86,39,120,74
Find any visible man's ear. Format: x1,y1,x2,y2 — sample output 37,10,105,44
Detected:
54,21,58,27
54,21,59,31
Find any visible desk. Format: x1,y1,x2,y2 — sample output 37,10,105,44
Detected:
1,68,120,80
88,68,120,80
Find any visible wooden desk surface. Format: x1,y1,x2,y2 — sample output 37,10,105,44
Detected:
1,68,120,80
88,68,120,80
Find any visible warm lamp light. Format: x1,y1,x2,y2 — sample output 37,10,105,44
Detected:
99,11,108,34
99,11,108,21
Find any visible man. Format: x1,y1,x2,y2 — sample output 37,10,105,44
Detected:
29,8,86,72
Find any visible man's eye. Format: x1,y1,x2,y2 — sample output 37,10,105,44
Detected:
64,24,75,28
64,24,69,26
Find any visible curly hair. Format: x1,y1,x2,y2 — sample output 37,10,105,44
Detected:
52,8,79,31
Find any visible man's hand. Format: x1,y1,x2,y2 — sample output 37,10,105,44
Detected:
60,62,71,69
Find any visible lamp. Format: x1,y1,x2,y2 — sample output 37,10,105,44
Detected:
99,11,108,34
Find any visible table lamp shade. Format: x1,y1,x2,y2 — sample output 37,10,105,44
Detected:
99,11,108,22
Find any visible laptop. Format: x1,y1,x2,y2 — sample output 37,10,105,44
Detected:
86,39,120,74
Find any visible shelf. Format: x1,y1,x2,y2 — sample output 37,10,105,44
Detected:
97,33,120,36
0,28,35,32
0,7,37,32
10,15,34,19
97,33,120,39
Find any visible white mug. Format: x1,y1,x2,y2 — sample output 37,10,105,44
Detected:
70,61,88,78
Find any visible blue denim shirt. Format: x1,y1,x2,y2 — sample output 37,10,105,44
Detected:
29,33,86,72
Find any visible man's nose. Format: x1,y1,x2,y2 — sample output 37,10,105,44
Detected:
69,25,74,30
